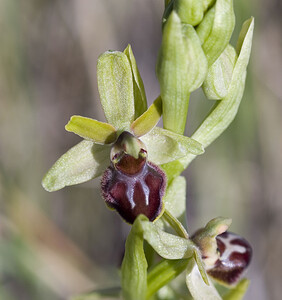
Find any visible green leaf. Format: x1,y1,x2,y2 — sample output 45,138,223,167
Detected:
199,0,235,66
156,11,190,134
42,141,110,192
65,115,117,144
186,259,222,300
146,258,190,299
131,96,162,137
203,45,237,100
141,127,204,165
174,0,205,26
222,279,250,300
180,17,254,168
121,216,148,300
124,44,147,119
71,287,121,300
97,51,135,130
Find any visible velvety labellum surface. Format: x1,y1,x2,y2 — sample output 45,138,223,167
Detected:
207,231,252,285
101,158,166,224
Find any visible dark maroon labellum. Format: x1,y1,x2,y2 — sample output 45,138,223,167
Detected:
207,231,252,285
101,133,166,224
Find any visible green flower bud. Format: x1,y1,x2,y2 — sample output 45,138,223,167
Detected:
173,0,215,26
203,44,237,100
174,0,205,26
191,218,252,286
196,0,235,66
157,11,207,134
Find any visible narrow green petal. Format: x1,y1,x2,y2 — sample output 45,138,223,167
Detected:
180,17,254,168
131,96,162,137
186,259,222,300
141,127,204,165
124,44,147,118
223,279,250,300
162,209,189,239
42,141,110,192
97,51,135,130
65,115,117,144
121,216,147,300
193,249,209,285
200,0,235,66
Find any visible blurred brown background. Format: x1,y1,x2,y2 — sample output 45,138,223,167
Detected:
0,0,281,299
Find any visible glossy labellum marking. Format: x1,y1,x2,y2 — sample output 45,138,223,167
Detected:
206,231,252,285
101,131,166,224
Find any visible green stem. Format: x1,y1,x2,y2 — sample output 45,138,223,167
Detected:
146,259,190,299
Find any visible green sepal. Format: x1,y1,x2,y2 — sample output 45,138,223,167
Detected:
163,176,187,226
174,0,205,26
198,0,235,66
124,44,147,119
71,287,121,300
186,259,222,300
121,215,148,300
42,141,110,192
203,45,237,100
141,127,204,165
155,176,187,234
180,17,254,168
139,217,197,260
160,160,185,185
157,12,207,134
222,279,250,300
65,115,117,144
97,51,135,130
157,12,190,134
146,258,190,299
131,96,162,137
